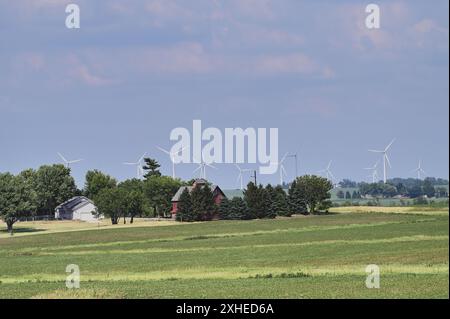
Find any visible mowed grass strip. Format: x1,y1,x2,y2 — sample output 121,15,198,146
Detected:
0,274,448,299
0,212,448,298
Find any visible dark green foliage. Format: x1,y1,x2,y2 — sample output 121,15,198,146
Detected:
0,173,37,233
289,175,333,213
244,183,273,219
187,184,217,221
143,176,182,218
287,180,308,215
422,179,436,198
32,165,77,215
219,197,251,220
218,197,231,220
352,191,361,199
176,188,194,222
84,170,117,199
93,187,125,224
142,158,162,179
269,185,291,217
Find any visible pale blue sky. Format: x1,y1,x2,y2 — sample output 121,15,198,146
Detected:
0,0,448,188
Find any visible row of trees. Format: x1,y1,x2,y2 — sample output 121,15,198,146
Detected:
336,190,362,200
0,158,185,231
176,175,333,222
358,179,448,199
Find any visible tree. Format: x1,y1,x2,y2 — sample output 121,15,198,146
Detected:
84,170,117,199
119,179,148,221
408,185,423,198
436,187,448,198
142,158,161,179
177,188,194,222
290,175,333,213
243,182,259,219
230,197,251,220
0,173,37,233
339,179,357,188
201,184,217,221
218,197,231,220
269,185,291,217
93,187,124,225
287,180,307,215
189,184,216,221
143,176,182,218
244,183,272,219
33,165,77,215
423,179,436,198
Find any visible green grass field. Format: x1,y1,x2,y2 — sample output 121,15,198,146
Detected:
0,208,448,299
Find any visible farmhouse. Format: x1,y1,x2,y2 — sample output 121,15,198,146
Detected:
171,179,226,217
55,196,100,222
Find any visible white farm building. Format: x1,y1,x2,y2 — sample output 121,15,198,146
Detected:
55,196,100,222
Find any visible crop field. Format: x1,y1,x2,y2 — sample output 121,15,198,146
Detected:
0,208,448,299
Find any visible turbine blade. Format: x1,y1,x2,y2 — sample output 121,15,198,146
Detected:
57,152,68,163
156,146,170,155
138,153,146,162
280,152,289,164
385,138,396,151
385,154,392,168
368,149,383,153
193,165,202,173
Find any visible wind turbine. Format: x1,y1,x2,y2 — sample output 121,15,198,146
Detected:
412,160,427,180
123,153,146,179
193,156,217,180
274,152,289,186
369,139,395,184
235,164,252,190
57,152,83,168
364,161,379,183
318,160,335,183
156,145,189,179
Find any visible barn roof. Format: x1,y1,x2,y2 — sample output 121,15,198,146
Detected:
171,184,224,202
55,196,95,212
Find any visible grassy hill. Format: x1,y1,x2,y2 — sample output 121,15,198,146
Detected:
0,208,448,298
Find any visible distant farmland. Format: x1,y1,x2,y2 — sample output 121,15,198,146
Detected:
0,208,448,299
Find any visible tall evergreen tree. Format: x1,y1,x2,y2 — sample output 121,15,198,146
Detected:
177,188,193,222
273,185,291,217
142,158,162,179
218,197,231,220
287,180,307,215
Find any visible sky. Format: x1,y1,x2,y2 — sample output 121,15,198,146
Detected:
0,0,448,189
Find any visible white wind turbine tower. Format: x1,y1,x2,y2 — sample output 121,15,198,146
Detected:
412,160,427,180
235,164,252,190
318,160,335,184
193,156,217,180
123,153,146,179
57,152,83,168
369,139,395,184
274,153,289,186
156,145,189,179
364,161,379,183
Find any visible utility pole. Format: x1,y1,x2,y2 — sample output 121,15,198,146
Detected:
287,153,298,178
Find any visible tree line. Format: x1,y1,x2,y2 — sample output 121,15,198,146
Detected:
176,175,333,222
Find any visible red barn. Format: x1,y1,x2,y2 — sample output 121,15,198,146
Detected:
171,179,226,217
